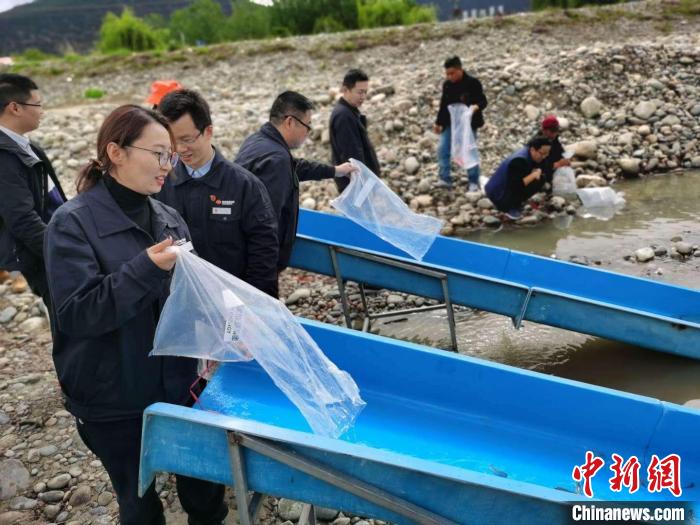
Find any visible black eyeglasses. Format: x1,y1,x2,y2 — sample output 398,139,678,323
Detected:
284,114,312,133
178,131,203,146
2,101,42,108
127,145,179,169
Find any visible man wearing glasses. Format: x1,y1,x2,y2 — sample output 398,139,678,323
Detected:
0,73,66,308
156,89,280,297
236,91,356,275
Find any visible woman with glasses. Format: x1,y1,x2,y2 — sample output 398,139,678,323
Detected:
44,105,227,525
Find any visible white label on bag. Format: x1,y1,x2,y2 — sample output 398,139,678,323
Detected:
223,307,243,343
212,207,232,215
353,177,376,207
222,289,244,342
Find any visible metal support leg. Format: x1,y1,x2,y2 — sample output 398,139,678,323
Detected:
329,247,352,328
228,434,264,525
328,245,459,351
233,432,458,525
440,277,458,352
359,283,371,332
512,288,534,329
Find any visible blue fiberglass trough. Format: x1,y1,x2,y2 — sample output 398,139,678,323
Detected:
140,320,699,524
290,209,700,359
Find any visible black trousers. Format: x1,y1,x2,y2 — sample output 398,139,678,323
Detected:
76,417,228,525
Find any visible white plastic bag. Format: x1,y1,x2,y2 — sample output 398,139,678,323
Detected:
151,245,366,438
576,187,625,220
448,103,479,169
331,159,443,260
552,166,577,195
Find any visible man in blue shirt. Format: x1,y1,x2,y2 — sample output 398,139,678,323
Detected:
157,89,280,297
485,135,551,220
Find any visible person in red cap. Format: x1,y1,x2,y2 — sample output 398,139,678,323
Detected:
145,80,183,109
539,115,569,188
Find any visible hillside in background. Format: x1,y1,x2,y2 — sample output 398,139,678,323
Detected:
0,0,229,54
0,0,536,55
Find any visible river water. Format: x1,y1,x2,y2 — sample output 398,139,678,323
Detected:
374,171,700,405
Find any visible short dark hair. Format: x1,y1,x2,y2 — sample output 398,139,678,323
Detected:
158,89,212,132
342,69,369,89
443,56,462,69
0,73,38,112
269,91,314,125
527,135,552,151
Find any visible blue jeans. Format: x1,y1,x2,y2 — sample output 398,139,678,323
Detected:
438,127,480,185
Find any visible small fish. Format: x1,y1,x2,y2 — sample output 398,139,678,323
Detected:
489,465,508,478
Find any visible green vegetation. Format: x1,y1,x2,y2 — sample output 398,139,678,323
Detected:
357,0,436,28
84,87,105,99
98,8,167,53
170,0,227,45
91,0,435,50
5,0,698,80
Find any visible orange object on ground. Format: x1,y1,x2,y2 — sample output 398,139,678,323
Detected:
145,80,183,106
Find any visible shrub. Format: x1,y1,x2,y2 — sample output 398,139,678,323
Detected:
84,88,105,99
169,0,226,45
224,0,272,41
357,0,435,28
313,15,346,33
98,8,166,53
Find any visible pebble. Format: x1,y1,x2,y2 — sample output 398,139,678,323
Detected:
97,491,113,506
580,96,603,118
635,247,655,263
674,242,693,256
17,317,46,333
47,473,72,490
285,288,311,305
278,499,303,521
403,157,420,175
39,490,65,503
0,460,31,501
0,307,17,324
68,485,92,507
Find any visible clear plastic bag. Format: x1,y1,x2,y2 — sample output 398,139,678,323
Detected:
448,103,480,169
576,187,625,220
552,166,577,195
151,244,366,438
331,159,443,260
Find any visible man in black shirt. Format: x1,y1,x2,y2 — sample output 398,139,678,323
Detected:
0,73,66,306
329,68,380,193
434,55,487,192
236,91,355,274
157,89,280,297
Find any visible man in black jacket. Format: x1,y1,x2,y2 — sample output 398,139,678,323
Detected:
434,55,487,192
329,68,380,193
156,89,280,297
0,73,66,306
236,91,356,274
